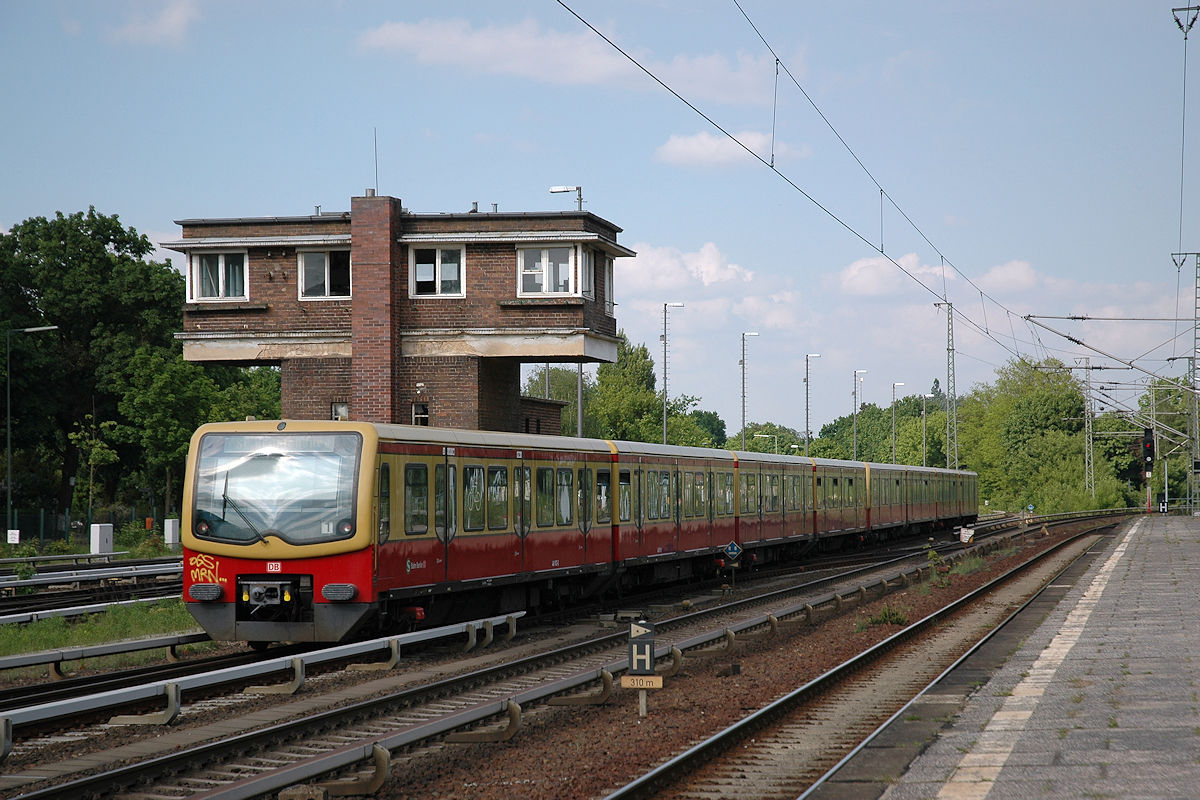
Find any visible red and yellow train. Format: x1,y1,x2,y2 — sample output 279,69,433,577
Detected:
182,420,978,645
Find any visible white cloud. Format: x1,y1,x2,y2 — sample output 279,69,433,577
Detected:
107,0,198,45
618,241,754,293
836,252,946,297
358,18,779,105
977,260,1037,294
654,130,809,167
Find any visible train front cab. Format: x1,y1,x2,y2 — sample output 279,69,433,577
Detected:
182,420,381,643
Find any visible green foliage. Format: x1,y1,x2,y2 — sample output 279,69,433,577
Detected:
2,208,283,519
0,600,206,661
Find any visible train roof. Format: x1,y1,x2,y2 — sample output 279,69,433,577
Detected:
193,420,974,476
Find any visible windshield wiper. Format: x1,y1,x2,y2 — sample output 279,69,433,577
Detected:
221,487,268,544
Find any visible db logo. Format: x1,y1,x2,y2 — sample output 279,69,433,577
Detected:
266,562,282,573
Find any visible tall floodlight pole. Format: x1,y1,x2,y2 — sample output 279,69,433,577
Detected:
891,382,905,463
6,325,58,533
852,369,867,460
922,394,934,467
740,332,759,448
661,302,684,444
754,433,778,453
804,354,820,456
934,302,958,468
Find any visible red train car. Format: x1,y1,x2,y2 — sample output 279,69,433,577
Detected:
182,421,977,645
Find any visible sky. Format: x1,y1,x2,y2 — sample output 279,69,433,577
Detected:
2,1,1198,441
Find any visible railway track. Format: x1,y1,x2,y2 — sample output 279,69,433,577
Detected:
604,523,1120,799
0,513,1128,799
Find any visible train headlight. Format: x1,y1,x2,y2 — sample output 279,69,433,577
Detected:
195,519,211,536
336,518,355,536
189,583,222,601
321,583,358,601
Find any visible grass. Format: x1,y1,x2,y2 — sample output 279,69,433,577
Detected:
0,599,212,671
855,605,911,632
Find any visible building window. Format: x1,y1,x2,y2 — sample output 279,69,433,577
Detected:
331,402,349,421
410,247,464,297
189,252,246,301
299,250,351,298
412,402,429,426
580,249,594,299
602,254,614,316
518,246,574,296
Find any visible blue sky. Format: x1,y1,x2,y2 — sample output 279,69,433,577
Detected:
2,1,1195,439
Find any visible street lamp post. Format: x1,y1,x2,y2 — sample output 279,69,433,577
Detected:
922,393,934,467
6,325,58,533
852,369,867,460
891,382,905,463
754,433,778,453
805,353,820,456
661,302,684,444
740,332,759,449
549,184,583,211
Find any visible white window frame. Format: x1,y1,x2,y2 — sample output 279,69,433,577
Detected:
602,254,615,316
516,244,582,298
408,246,466,298
298,249,352,300
580,248,595,299
188,251,248,302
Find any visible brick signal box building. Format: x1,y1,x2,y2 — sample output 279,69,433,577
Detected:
164,192,631,432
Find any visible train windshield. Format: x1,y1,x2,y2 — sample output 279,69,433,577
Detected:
191,431,362,545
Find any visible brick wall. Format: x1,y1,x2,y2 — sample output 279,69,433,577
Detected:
281,357,351,419
349,194,403,423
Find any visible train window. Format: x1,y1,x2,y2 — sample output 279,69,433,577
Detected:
536,467,555,527
404,463,429,535
596,469,611,523
556,468,574,525
578,468,593,527
674,470,683,523
694,472,708,517
647,470,661,520
815,476,823,509
435,464,456,537
463,465,485,531
740,473,758,514
487,467,509,530
378,463,391,542
830,477,840,507
619,471,631,522
765,474,779,512
513,466,531,534
720,472,735,515
660,471,672,520
846,477,854,506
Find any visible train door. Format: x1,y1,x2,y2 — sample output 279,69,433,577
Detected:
513,454,531,573
432,449,456,582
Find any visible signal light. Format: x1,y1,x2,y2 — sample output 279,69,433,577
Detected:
1142,428,1154,463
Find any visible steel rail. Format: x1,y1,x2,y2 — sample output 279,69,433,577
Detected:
599,520,1123,800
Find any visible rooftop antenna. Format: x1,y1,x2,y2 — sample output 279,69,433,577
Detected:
373,127,379,195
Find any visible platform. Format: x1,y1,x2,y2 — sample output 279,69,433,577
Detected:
812,513,1200,800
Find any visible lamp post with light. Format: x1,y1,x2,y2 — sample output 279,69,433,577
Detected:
6,325,58,533
754,433,778,453
740,332,759,449
891,382,905,463
852,369,867,460
805,353,820,456
661,302,684,444
549,185,583,211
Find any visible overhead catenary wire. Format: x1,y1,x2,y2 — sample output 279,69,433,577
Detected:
555,0,1025,366
558,1,1183,387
